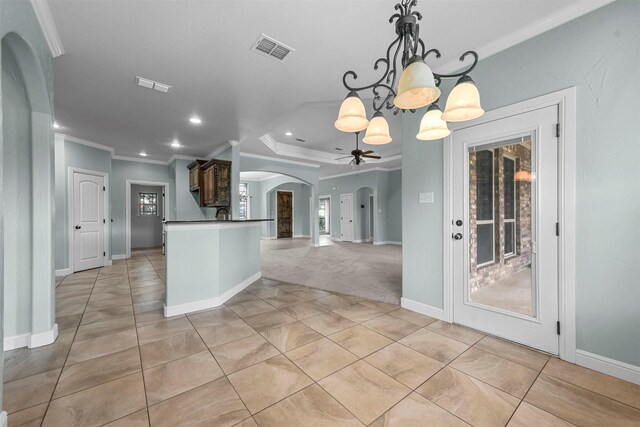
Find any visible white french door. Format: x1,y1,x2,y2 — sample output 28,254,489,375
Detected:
340,193,354,242
72,171,105,272
451,105,559,354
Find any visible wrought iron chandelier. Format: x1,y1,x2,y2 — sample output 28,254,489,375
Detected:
335,0,484,143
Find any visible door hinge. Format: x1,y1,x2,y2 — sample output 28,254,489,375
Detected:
555,123,560,138
103,251,106,257
557,321,561,335
103,219,106,224
103,186,106,191
555,222,560,236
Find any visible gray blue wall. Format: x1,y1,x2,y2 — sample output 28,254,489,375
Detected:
170,159,214,222
266,182,311,238
402,0,640,367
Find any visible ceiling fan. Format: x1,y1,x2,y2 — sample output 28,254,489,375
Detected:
336,132,382,166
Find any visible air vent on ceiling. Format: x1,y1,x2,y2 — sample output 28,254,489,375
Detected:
135,76,172,93
295,138,307,143
335,147,344,151
251,34,294,62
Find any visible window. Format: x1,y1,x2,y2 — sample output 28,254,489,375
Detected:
504,156,516,256
476,150,495,266
319,198,329,233
239,183,248,219
139,192,158,216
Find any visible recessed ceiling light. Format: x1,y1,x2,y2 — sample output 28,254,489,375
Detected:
171,139,181,148
189,116,202,125
53,121,61,129
285,132,292,136
139,152,148,157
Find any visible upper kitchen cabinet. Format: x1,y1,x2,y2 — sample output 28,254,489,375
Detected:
201,159,231,207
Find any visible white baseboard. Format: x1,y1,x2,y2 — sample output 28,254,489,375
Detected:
4,333,29,351
374,241,402,246
4,323,59,350
105,260,113,266
261,237,277,240
0,411,7,427
353,239,362,243
164,272,261,317
112,254,127,260
401,298,444,320
55,268,71,277
575,350,640,385
293,235,311,238
29,323,58,348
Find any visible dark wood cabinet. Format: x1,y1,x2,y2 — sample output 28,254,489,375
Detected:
187,160,207,192
201,159,231,207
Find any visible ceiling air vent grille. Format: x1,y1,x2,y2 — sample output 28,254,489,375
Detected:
251,34,294,62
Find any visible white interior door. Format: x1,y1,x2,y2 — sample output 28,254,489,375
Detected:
340,193,354,242
452,105,559,354
73,172,104,272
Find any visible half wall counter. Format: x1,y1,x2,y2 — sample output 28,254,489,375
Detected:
163,219,271,316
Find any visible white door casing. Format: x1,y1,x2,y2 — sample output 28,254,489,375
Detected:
72,172,105,272
340,193,354,242
451,105,560,354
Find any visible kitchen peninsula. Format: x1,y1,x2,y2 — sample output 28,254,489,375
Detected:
163,219,272,316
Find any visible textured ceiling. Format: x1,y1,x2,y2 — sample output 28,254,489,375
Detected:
49,0,608,176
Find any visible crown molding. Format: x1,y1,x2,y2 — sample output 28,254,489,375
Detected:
206,142,231,159
112,155,168,165
437,0,616,74
240,152,321,169
57,133,115,154
30,0,65,57
319,166,402,181
167,154,199,164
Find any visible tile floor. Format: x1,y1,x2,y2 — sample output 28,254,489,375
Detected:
5,248,640,426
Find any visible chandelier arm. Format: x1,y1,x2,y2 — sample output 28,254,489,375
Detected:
372,83,397,111
433,50,479,79
342,34,403,93
423,48,441,60
412,23,420,57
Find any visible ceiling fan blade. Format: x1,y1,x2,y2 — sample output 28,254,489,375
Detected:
361,150,374,155
335,155,354,160
362,154,382,159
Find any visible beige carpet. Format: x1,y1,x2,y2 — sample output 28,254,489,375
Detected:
260,238,402,304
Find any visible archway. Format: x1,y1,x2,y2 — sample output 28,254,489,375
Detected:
1,32,56,349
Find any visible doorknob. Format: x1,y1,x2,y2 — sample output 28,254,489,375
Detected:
455,219,463,226
75,225,82,230
452,232,462,240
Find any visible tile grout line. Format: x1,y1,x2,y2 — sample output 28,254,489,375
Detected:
503,356,552,426
40,268,101,426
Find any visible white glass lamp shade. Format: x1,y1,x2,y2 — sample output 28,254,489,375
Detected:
416,105,450,140
393,59,441,110
362,111,392,145
442,76,484,122
335,92,369,133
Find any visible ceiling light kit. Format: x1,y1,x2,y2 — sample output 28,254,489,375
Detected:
139,152,148,157
171,139,181,148
189,116,202,125
53,121,61,129
285,132,293,136
335,0,484,146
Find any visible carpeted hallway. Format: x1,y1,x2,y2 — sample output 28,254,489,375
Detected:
261,238,402,304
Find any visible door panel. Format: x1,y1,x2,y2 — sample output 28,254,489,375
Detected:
340,194,354,242
277,191,293,238
73,172,104,272
452,105,559,354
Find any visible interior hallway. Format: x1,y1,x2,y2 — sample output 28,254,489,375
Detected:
260,238,402,304
4,255,640,425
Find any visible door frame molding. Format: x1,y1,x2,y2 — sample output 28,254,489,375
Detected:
68,167,110,273
339,192,355,242
275,190,294,239
442,87,577,363
319,194,332,235
368,194,375,242
125,180,170,258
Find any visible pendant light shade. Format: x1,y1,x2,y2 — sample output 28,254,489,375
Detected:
393,59,441,110
442,75,484,122
363,111,392,145
416,104,450,140
335,91,369,133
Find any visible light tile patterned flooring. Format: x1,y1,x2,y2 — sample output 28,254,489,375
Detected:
4,248,640,426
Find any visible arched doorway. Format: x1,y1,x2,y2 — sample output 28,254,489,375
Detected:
1,32,56,349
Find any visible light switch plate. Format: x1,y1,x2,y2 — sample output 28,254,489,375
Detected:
419,192,434,204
